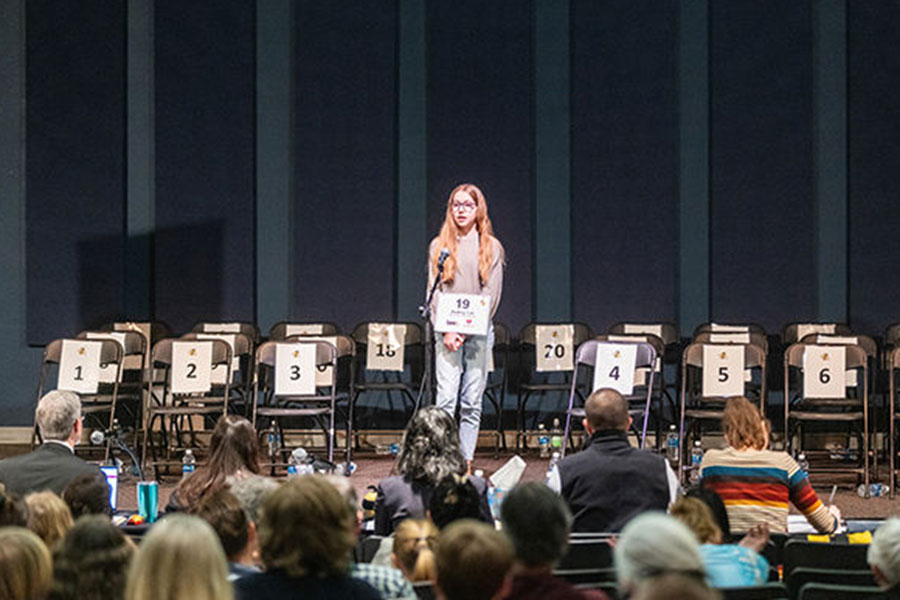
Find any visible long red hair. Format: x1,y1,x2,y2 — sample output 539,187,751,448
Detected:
431,183,495,285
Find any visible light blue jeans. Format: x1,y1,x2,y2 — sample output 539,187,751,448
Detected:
434,325,494,460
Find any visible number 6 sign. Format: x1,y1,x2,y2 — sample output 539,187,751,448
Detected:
701,344,744,397
275,343,316,396
803,345,846,398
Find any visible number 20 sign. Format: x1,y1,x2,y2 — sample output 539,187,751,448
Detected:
275,343,316,396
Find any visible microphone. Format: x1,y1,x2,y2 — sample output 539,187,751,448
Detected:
437,248,450,270
90,420,123,445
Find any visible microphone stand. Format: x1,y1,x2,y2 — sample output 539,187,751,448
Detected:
414,262,444,414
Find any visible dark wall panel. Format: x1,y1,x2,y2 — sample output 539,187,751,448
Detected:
25,1,125,344
154,0,256,333
848,3,900,335
292,1,397,329
709,0,815,331
426,0,533,333
571,0,679,332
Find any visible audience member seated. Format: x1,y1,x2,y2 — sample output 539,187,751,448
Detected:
614,512,709,597
868,517,900,598
325,474,417,600
548,388,678,532
0,527,52,600
234,476,381,600
25,491,74,549
500,482,608,600
48,514,134,600
631,573,721,600
0,390,102,496
62,471,111,518
700,397,840,534
125,514,232,600
392,518,438,583
228,475,279,526
194,489,261,582
435,520,513,600
428,473,491,529
670,496,770,588
0,483,29,527
166,415,261,512
685,485,731,539
374,407,490,535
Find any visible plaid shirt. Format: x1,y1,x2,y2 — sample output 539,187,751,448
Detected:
350,563,417,600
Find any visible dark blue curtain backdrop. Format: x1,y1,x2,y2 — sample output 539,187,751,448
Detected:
25,1,126,345
709,0,816,331
426,0,534,335
848,2,900,334
291,1,398,330
571,0,679,332
153,0,256,334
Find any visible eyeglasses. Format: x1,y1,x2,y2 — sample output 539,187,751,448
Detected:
452,201,477,212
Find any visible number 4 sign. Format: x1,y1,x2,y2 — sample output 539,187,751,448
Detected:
593,343,638,395
275,343,316,396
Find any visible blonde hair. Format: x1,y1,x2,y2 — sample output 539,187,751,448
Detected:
670,497,723,544
393,518,438,582
26,491,74,549
431,183,498,286
125,515,232,600
722,397,768,450
0,527,53,600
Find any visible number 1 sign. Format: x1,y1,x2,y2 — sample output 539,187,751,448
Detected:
58,340,102,394
593,343,638,395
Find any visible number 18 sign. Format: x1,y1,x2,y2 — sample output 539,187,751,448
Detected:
434,293,490,336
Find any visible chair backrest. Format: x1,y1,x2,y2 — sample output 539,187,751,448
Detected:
720,583,788,600
682,341,767,370
557,535,614,570
694,330,769,354
782,539,870,578
798,583,888,600
787,568,876,600
77,330,146,356
349,321,425,347
799,333,877,360
884,323,900,349
192,321,260,344
596,333,665,358
784,342,868,400
269,321,341,340
694,323,767,338
783,323,852,345
575,339,658,371
518,322,593,346
608,322,679,346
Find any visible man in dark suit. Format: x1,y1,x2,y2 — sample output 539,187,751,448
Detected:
0,390,101,495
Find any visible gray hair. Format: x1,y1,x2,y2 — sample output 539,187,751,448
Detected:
500,482,572,567
869,518,900,587
227,475,279,524
35,391,81,441
615,512,705,591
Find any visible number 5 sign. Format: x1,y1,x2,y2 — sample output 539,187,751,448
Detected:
803,345,846,398
275,343,316,396
701,345,744,397
593,343,638,395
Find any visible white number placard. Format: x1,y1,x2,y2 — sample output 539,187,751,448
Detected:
593,343,638,395
275,343,316,396
171,341,213,394
623,324,663,339
86,333,126,383
366,323,406,371
710,323,749,333
434,293,490,336
535,325,574,372
285,323,324,337
197,334,240,382
709,332,751,345
815,335,858,346
297,337,337,386
702,344,745,397
796,323,836,341
58,340,102,394
203,322,241,333
803,345,846,398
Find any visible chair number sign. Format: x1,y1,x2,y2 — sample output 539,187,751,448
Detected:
171,341,213,394
593,343,638,395
535,325,574,372
803,345,846,398
296,337,338,386
196,334,240,379
285,324,324,336
367,324,406,371
435,293,490,336
58,340,102,394
275,343,316,396
85,332,126,383
701,345,744,397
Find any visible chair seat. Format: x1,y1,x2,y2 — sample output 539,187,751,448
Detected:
789,411,863,421
148,405,225,415
520,383,573,392
354,382,415,393
684,408,726,420
256,406,332,417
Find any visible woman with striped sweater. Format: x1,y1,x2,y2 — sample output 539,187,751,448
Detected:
699,397,841,534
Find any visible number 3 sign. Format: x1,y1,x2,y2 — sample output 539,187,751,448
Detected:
275,343,316,396
701,344,744,397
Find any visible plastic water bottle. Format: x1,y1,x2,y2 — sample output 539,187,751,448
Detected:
289,447,311,476
858,483,888,498
267,420,278,459
666,425,679,465
181,449,196,479
548,450,561,476
690,441,704,485
550,418,563,452
538,423,550,458
797,452,810,477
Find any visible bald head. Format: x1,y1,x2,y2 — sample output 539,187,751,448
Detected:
584,388,630,432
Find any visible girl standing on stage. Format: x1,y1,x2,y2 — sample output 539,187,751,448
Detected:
428,183,504,469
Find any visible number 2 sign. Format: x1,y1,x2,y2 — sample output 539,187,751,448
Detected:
171,341,213,394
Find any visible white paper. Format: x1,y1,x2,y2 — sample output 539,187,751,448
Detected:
171,341,213,394
275,343,317,396
86,332,126,383
203,322,241,333
535,325,574,372
710,323,749,333
366,323,406,371
803,345,846,398
297,336,338,386
284,323,325,337
796,323,836,341
622,324,663,339
434,293,490,336
593,343,638,395
815,335,858,346
701,344,745,397
58,340,102,394
709,332,751,345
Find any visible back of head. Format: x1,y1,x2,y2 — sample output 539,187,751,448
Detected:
0,485,29,527
35,390,81,441
869,517,900,588
397,406,466,485
685,486,731,539
670,497,723,544
436,520,513,600
258,475,356,578
126,514,231,600
585,388,630,431
722,397,767,450
0,527,53,600
194,489,250,561
500,481,572,568
615,512,705,593
632,573,720,600
63,471,112,518
50,515,134,600
227,475,279,525
393,518,438,582
428,474,483,529
26,491,74,548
